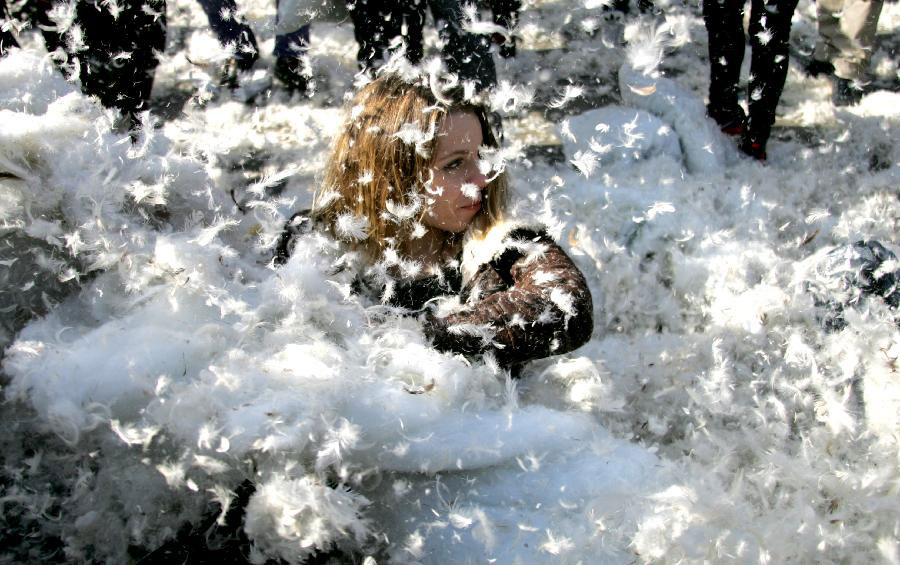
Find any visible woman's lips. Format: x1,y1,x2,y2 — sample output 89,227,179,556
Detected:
460,200,481,212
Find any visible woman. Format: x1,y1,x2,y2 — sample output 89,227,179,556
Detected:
278,73,593,374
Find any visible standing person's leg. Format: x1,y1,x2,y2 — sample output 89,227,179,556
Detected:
813,0,842,69
815,0,883,104
814,0,883,81
348,0,420,72
402,0,427,64
273,25,311,92
428,0,496,89
743,0,799,159
274,0,312,93
195,0,259,72
48,0,167,128
347,0,393,72
702,0,746,134
17,0,62,57
489,0,520,58
274,26,311,64
608,0,631,14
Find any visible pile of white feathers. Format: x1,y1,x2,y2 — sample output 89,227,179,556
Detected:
1,2,899,563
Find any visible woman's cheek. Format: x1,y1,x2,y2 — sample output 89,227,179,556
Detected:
440,176,463,199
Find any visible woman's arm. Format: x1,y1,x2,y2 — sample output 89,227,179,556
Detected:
423,229,593,370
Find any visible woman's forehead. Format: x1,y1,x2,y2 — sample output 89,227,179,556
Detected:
435,111,483,153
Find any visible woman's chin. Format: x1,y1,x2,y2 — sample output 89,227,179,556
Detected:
427,217,476,234
442,223,471,234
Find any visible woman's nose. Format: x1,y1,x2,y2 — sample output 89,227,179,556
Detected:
467,165,488,188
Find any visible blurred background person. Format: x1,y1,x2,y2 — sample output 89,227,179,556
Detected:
196,0,313,94
346,0,427,72
484,0,520,58
428,0,497,88
805,0,883,106
1,0,166,132
345,0,498,89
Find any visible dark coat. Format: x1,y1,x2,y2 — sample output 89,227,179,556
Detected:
276,216,593,373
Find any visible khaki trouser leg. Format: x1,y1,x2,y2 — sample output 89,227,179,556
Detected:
814,0,884,80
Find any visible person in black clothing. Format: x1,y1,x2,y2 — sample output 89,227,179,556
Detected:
605,0,657,17
1,0,166,131
347,0,497,90
429,0,497,88
703,0,799,160
347,0,428,72
485,0,520,58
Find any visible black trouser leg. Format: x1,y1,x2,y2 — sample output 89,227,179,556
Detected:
349,0,427,71
429,0,496,89
349,0,393,71
638,0,656,13
75,0,166,118
196,0,253,45
402,0,427,64
609,0,630,14
195,0,258,69
745,0,798,148
488,0,519,56
489,0,520,29
702,0,746,119
0,28,14,56
31,0,166,120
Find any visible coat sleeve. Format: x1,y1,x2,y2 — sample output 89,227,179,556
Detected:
422,229,593,370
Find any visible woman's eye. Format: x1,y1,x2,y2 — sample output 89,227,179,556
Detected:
443,159,464,172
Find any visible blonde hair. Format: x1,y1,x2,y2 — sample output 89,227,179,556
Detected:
312,74,508,260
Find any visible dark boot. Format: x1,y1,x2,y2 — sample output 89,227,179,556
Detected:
832,77,864,106
805,58,834,77
708,104,746,136
739,135,767,161
76,0,166,128
274,55,310,95
196,0,259,87
273,24,312,95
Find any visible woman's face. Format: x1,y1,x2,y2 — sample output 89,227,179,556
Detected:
423,111,489,234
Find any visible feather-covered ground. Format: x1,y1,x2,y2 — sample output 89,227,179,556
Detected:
1,0,899,562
